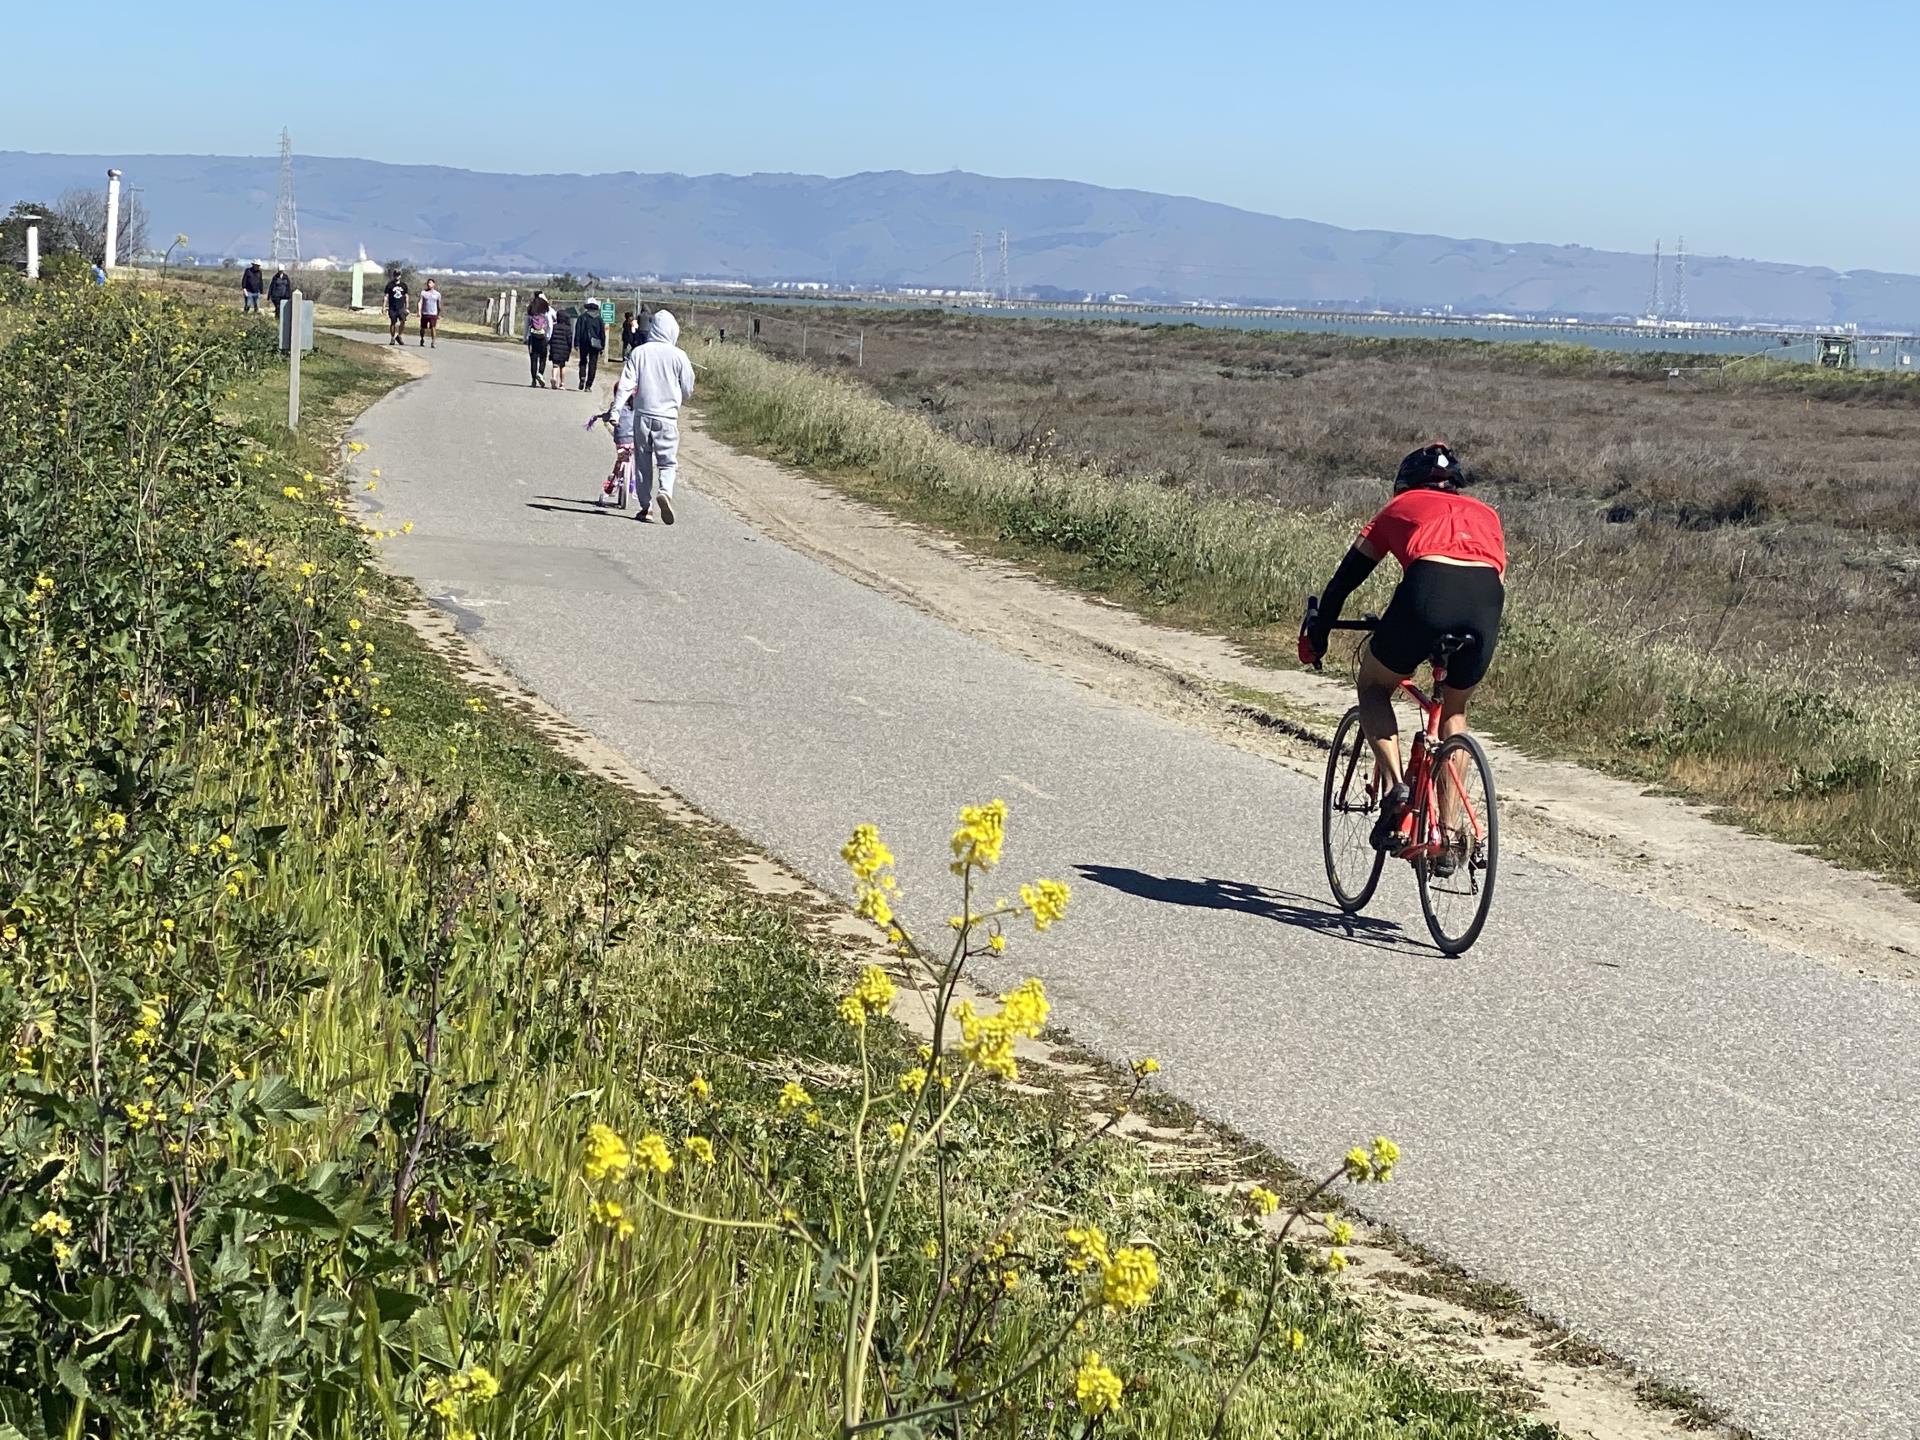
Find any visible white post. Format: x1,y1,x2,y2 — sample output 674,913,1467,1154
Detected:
103,169,122,271
507,288,518,335
24,224,39,280
287,291,302,431
498,289,508,335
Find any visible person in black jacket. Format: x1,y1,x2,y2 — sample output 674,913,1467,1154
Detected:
267,268,293,319
575,299,607,391
546,306,575,391
620,311,642,358
241,261,264,313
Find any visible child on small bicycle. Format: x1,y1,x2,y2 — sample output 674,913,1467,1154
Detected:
600,395,636,509
1299,442,1506,856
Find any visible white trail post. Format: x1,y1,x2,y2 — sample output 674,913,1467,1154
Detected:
103,170,122,271
507,288,518,336
287,290,303,431
24,224,39,280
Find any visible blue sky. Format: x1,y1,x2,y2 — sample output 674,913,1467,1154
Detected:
7,0,1916,272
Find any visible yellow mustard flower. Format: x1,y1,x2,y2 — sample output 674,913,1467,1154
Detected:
1131,1056,1160,1078
840,823,895,881
634,1134,673,1175
1019,878,1071,931
685,1135,715,1164
1100,1246,1160,1311
1289,1328,1307,1352
1062,1225,1109,1275
1073,1351,1124,1416
686,1073,711,1101
777,1080,813,1112
582,1122,633,1181
949,799,1007,874
1247,1185,1280,1217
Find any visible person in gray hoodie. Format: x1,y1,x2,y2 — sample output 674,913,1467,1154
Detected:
603,309,696,524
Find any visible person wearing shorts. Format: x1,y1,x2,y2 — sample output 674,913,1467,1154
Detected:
418,279,441,347
384,272,409,346
1300,442,1506,851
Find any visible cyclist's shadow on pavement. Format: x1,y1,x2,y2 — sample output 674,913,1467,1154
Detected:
1074,864,1425,956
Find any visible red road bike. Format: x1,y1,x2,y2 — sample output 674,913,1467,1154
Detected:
1306,605,1500,955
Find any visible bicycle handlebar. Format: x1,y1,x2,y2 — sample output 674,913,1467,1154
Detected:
1302,596,1377,630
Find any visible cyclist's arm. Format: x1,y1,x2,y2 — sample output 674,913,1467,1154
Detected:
1316,538,1382,628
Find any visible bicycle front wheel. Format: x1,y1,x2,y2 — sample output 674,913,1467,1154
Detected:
1415,733,1498,955
1322,707,1386,913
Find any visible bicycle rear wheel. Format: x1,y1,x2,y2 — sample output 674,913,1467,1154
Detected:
1322,707,1386,913
1415,733,1498,955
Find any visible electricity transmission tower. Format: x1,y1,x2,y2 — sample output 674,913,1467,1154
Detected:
271,128,301,267
1646,239,1663,319
971,231,986,294
1672,235,1688,322
997,230,1009,301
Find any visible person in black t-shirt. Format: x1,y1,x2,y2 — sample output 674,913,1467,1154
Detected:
384,272,410,346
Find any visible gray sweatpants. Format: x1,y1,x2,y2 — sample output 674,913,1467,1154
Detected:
632,414,679,509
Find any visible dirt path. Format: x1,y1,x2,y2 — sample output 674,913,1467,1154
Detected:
681,411,1920,986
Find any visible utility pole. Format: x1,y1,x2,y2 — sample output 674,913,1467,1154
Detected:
997,230,1009,302
1647,239,1662,319
1672,235,1688,323
971,231,986,295
271,128,301,268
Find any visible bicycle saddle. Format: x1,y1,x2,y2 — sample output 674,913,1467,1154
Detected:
1431,631,1475,662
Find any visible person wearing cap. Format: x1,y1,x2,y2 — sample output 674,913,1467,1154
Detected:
1299,442,1506,857
384,270,410,346
575,298,607,391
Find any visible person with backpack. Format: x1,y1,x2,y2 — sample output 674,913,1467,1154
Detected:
575,299,607,391
547,305,575,392
525,293,553,386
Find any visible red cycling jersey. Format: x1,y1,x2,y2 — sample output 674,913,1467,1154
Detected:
1358,488,1506,574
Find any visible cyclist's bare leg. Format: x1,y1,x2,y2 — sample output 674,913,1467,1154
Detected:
1356,644,1410,788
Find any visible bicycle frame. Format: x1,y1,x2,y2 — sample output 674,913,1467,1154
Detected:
1391,660,1487,864
1308,599,1486,866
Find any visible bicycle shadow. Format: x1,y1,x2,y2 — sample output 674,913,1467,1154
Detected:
526,496,614,518
1073,864,1428,956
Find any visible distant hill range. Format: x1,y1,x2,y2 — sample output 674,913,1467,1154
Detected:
5,150,1918,329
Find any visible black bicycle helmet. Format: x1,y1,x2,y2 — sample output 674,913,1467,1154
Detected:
1393,442,1463,493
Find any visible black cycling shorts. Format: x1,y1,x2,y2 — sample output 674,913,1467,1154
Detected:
1369,560,1505,690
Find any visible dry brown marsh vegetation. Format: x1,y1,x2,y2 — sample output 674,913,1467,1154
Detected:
696,311,1920,890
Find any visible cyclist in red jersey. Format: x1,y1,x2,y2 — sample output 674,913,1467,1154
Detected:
1300,443,1506,852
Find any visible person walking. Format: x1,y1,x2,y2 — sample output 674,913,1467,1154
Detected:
241,261,264,313
620,310,642,358
604,308,695,525
525,292,553,386
575,298,606,390
418,278,442,347
547,305,575,392
384,270,410,345
267,267,293,320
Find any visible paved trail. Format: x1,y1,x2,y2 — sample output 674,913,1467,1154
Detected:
350,336,1919,1440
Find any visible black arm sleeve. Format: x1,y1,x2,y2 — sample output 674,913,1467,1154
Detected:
1317,545,1381,627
